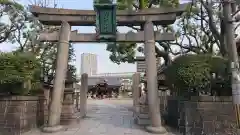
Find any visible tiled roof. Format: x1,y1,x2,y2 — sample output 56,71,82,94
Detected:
88,76,121,86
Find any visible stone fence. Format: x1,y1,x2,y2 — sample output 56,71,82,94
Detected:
0,96,46,135
0,75,88,135
133,88,240,135
161,96,240,135
0,89,81,135
131,71,240,134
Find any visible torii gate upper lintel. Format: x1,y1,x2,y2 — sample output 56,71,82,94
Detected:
29,3,188,26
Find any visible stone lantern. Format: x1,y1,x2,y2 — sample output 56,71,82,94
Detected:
61,70,78,125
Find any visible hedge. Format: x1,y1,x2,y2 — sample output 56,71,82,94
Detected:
164,54,231,96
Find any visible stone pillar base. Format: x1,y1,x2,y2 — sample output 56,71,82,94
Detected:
60,113,81,125
42,125,63,133
145,126,167,134
134,104,151,125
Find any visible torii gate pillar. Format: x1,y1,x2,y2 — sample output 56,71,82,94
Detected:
144,21,166,134
42,21,71,132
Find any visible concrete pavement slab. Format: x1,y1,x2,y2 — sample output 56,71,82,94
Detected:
23,99,180,135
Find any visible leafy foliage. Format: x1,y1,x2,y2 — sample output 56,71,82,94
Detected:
0,0,28,43
6,0,77,84
107,0,180,65
0,52,41,95
38,39,77,84
107,42,136,64
107,0,240,65
66,44,77,82
0,0,23,10
0,0,78,95
164,54,231,96
209,57,232,96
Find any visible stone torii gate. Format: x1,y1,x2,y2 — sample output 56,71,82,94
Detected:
30,3,187,134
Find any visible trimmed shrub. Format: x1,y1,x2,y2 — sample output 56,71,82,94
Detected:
164,54,231,96
0,52,41,95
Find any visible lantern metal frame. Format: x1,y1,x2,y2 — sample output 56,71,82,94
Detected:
94,0,117,41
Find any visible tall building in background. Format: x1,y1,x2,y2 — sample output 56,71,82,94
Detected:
81,53,97,76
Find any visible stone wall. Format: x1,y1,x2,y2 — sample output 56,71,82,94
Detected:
159,91,169,118
38,91,49,126
0,96,43,135
164,96,240,135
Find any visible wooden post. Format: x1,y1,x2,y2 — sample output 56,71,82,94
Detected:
42,21,71,133
80,73,88,117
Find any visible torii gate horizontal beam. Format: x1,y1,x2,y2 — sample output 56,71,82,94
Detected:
34,14,176,26
38,30,175,43
29,4,189,26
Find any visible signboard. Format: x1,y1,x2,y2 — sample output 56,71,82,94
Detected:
136,57,161,72
137,61,146,73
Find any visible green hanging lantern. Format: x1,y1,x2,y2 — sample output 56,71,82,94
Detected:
94,0,117,41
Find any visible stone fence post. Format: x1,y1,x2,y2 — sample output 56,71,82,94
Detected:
39,88,51,126
76,92,80,111
80,73,88,117
132,72,141,112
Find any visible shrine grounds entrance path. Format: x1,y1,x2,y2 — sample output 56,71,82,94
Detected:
24,99,180,135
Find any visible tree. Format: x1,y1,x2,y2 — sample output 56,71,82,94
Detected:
0,0,26,43
171,0,229,56
67,44,77,81
107,0,179,65
107,0,240,65
0,52,41,95
2,0,77,84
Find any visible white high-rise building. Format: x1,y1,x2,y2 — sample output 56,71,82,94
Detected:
81,53,97,76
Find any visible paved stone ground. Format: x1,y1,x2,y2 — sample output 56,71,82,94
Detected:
24,99,180,135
